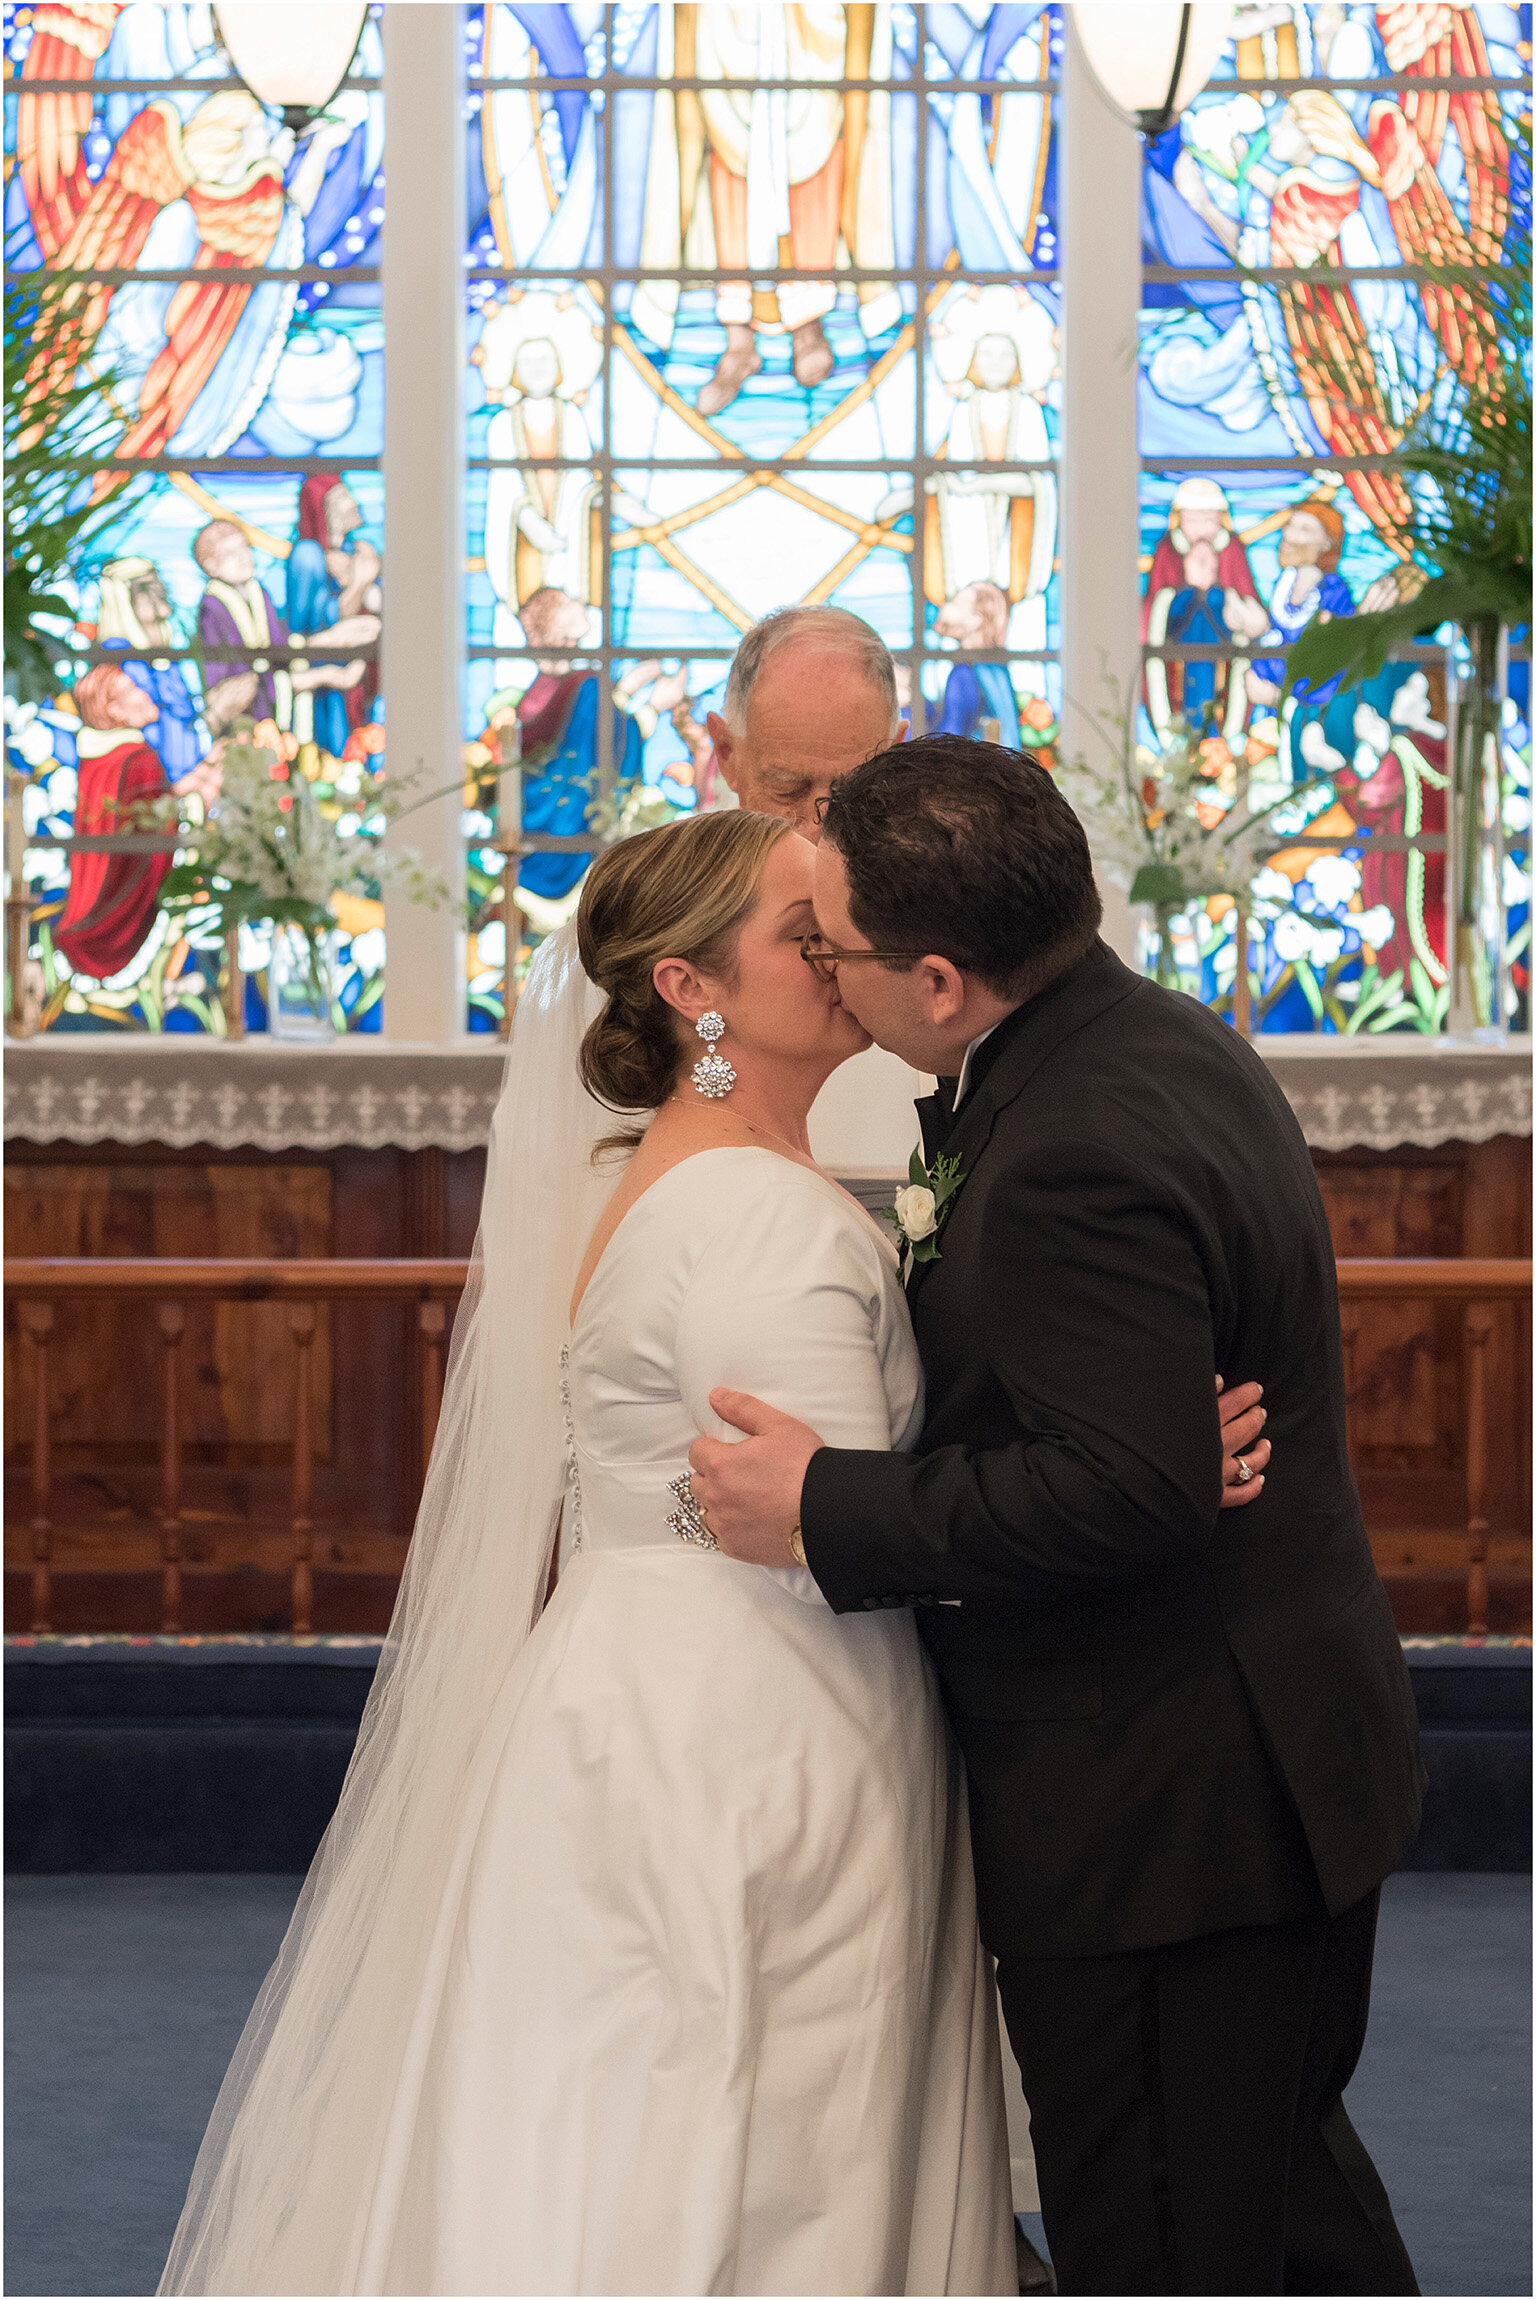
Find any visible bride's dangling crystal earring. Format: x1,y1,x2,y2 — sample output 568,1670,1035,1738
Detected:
690,1010,736,1099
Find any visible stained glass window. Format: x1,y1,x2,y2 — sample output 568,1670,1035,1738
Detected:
462,1,1062,1025
3,1,386,1032
1138,1,1529,1033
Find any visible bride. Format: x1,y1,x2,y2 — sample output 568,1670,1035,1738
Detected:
162,809,1019,2296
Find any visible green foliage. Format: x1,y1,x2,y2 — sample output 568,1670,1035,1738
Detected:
1128,859,1188,908
1284,196,1532,700
4,269,137,703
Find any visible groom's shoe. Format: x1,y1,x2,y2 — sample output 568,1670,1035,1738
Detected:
1014,2219,1055,2294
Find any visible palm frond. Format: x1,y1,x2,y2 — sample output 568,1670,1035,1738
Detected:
4,268,141,703
1283,148,1532,699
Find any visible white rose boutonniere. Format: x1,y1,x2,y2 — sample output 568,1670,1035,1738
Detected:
883,1149,965,1270
892,1183,938,1241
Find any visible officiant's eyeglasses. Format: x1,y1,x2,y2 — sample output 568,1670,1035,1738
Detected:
800,932,916,982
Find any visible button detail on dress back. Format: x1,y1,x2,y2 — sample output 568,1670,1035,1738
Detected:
559,1343,584,1551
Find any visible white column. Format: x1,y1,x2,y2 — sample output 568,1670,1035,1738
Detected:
382,3,467,1042
1060,10,1143,962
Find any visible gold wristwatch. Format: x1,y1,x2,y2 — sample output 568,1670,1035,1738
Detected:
788,1524,807,1567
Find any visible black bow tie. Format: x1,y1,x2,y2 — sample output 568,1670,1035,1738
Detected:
916,1075,958,1165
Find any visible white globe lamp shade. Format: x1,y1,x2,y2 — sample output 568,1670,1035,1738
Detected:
214,3,369,131
1072,4,1233,136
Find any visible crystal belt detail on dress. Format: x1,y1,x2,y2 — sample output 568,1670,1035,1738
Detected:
666,1471,718,1550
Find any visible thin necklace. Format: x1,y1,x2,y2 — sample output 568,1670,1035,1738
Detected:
664,1095,810,1164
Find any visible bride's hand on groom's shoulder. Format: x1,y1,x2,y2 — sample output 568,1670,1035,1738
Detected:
1217,1376,1270,1508
688,1392,825,1566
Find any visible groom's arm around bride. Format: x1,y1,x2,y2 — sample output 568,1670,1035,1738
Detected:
694,737,1423,2298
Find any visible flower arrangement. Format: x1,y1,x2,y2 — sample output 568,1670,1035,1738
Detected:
1055,697,1459,1033
133,724,449,1025
143,724,447,932
1053,702,1324,985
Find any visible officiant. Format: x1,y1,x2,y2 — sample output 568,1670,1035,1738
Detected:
701,607,931,1173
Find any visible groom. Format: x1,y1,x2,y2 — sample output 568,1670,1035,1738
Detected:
690,738,1423,2297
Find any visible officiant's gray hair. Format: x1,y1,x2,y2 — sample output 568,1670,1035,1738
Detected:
722,606,899,731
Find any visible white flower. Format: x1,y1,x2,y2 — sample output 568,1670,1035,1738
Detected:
1356,905,1396,949
348,928,387,973
1504,854,1530,906
893,1184,938,1241
23,780,57,834
10,715,57,769
1299,718,1348,772
1273,911,1344,966
1350,702,1393,757
238,920,273,970
1250,866,1296,910
1389,671,1443,738
1302,855,1361,915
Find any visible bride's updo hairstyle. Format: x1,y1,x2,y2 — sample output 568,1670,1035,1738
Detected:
577,809,790,1138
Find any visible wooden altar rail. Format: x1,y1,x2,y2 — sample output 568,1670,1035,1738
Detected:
5,1256,1530,1639
5,1260,465,1638
1335,1259,1532,1638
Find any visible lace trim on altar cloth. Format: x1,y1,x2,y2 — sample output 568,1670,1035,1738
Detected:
1262,1058,1533,1154
3,1044,1530,1155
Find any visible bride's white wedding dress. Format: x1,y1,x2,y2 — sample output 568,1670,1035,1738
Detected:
161,928,1013,2299
379,1148,1013,2294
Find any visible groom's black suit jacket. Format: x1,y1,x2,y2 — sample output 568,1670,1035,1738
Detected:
801,940,1423,1961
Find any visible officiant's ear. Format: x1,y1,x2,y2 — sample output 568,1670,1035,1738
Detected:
706,713,741,798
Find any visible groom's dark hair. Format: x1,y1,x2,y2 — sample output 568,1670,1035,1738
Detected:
819,736,1103,999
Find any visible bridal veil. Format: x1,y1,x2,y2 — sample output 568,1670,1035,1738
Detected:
160,924,613,2295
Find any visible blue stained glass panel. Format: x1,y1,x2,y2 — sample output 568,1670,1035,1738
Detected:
463,2,1063,1026
4,1,386,1032
1137,1,1527,1033
918,654,1060,751
4,8,386,460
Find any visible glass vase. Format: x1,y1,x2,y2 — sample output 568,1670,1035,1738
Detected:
267,923,340,1041
1449,618,1506,1038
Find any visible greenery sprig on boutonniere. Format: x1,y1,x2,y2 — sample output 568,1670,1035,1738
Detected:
882,1148,966,1270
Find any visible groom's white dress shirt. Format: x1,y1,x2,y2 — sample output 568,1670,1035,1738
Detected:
951,1023,1000,1113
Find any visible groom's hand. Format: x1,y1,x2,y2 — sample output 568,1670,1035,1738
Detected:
688,1391,825,1566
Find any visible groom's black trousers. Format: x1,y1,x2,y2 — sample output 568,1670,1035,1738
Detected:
996,1890,1418,2297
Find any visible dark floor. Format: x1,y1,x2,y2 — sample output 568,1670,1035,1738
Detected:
4,1873,1529,2299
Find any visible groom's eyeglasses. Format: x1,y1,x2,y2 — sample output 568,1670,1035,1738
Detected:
801,932,916,982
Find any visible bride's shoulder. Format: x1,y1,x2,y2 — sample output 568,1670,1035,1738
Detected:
646,1148,894,1273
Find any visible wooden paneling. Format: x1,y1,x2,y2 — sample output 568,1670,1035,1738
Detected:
3,1131,1528,1634
1314,1140,1530,1531
4,1164,334,1456
1314,1137,1531,1630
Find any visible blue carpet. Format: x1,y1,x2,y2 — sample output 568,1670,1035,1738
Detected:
3,1873,1529,2298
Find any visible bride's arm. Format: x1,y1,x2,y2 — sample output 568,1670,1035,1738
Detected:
674,1190,900,1496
